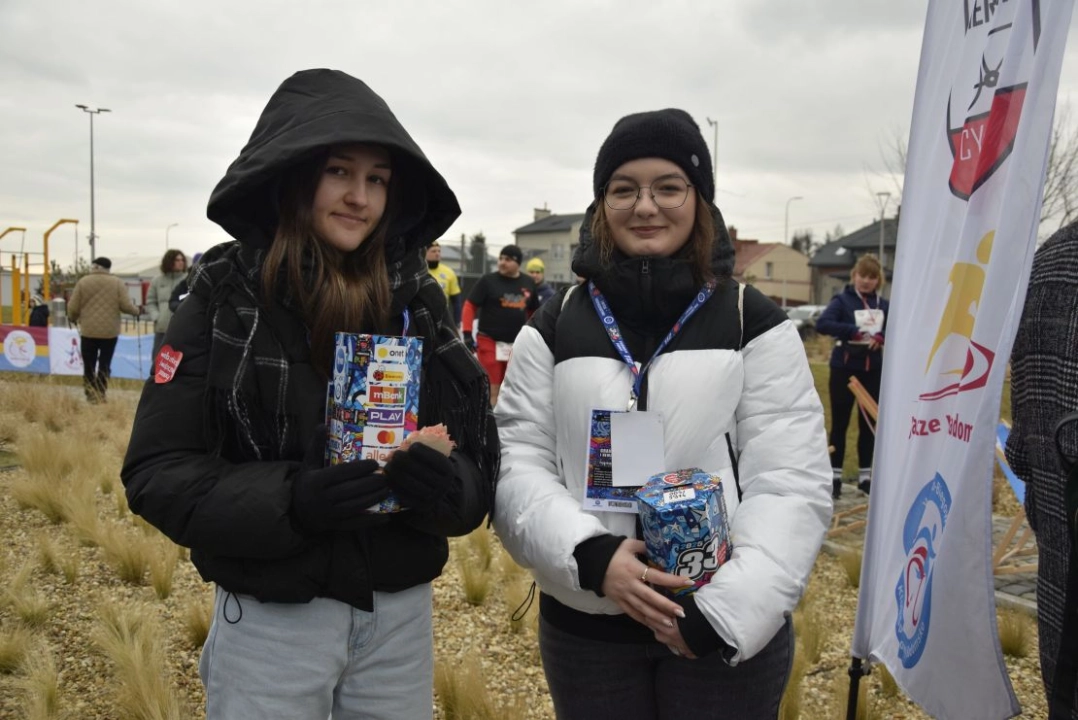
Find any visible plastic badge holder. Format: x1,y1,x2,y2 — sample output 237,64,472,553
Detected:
326,332,423,513
636,469,732,596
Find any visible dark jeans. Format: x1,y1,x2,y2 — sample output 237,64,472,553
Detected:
538,615,793,720
81,336,118,402
828,366,881,472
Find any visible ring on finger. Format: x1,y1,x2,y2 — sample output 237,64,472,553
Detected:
640,567,650,583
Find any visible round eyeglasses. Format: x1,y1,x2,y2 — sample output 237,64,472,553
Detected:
603,177,694,210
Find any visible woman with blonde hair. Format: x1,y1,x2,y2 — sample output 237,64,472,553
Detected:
816,253,889,498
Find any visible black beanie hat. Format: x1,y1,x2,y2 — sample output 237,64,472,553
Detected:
499,245,523,264
592,109,714,204
92,257,112,270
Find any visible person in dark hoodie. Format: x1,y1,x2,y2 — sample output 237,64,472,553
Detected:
121,69,497,720
815,253,889,499
492,109,831,720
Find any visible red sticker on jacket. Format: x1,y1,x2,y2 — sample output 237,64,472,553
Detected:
155,345,183,384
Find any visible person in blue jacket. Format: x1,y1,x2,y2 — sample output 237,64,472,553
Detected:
815,254,888,498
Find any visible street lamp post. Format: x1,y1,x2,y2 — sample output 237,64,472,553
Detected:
784,196,804,245
875,191,892,269
165,223,179,249
75,104,111,261
706,117,718,183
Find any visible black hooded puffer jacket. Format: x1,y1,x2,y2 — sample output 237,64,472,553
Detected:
121,69,492,611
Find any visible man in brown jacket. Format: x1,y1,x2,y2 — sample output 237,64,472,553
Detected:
67,257,140,403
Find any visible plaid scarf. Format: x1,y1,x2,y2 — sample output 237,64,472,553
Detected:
190,241,498,502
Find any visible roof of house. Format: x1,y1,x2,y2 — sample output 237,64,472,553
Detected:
514,213,586,235
105,256,165,277
733,240,777,277
808,216,898,267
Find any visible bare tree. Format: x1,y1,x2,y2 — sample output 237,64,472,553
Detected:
874,101,1078,234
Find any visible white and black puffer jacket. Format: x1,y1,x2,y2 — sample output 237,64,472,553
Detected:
493,208,832,663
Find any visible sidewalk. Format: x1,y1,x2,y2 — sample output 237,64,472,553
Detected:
821,481,1038,616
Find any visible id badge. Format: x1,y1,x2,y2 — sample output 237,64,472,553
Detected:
854,308,884,335
495,341,513,361
582,409,665,514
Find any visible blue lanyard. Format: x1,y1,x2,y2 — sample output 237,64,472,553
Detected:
588,280,715,411
402,309,411,336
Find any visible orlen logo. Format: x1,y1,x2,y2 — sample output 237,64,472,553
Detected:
919,230,996,401
895,474,952,668
369,386,406,405
947,0,1039,200
374,343,407,362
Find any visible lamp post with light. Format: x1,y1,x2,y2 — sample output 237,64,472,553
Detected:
165,223,178,249
706,117,718,183
875,191,892,269
75,104,111,261
784,195,803,245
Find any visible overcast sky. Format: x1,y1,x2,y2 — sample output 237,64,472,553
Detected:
3,1,1078,269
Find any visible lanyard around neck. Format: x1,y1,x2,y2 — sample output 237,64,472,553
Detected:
588,280,715,411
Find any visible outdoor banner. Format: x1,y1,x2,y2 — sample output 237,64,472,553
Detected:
0,325,49,374
851,2,1073,719
0,324,154,381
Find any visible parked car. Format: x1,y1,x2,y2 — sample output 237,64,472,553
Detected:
785,305,825,340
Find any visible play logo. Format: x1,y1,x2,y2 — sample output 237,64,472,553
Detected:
367,408,404,426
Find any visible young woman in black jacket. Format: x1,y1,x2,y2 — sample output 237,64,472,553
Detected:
121,69,497,720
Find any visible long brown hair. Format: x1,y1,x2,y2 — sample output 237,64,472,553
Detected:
261,150,395,377
589,190,716,285
160,248,186,275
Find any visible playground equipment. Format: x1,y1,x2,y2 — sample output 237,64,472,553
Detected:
2,220,78,326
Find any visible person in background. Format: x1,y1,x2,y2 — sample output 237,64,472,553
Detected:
1005,219,1078,718
526,257,556,308
426,239,462,325
67,257,141,403
815,254,888,498
493,108,831,720
461,244,535,407
28,294,49,327
121,69,497,720
168,251,203,313
146,248,188,367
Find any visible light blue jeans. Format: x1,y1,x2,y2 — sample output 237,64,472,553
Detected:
199,583,434,720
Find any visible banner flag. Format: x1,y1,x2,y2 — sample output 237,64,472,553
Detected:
851,2,1073,718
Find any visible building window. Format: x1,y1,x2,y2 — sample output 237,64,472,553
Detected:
552,244,565,259
765,262,774,279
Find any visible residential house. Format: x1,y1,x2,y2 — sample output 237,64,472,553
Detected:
729,227,811,306
808,214,898,303
512,208,586,284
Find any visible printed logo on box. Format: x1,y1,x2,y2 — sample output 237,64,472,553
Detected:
369,386,406,405
365,427,404,447
369,364,408,384
374,343,408,363
360,445,395,465
366,408,404,426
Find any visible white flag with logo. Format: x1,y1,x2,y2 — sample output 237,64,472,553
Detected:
851,2,1073,718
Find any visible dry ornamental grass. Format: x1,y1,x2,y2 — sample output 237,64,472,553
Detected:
0,373,1051,719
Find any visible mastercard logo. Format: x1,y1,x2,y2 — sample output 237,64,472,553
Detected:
376,429,397,444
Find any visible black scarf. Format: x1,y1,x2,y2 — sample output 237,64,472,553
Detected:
190,242,498,502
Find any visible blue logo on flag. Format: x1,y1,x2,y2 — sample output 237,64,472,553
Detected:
894,473,952,668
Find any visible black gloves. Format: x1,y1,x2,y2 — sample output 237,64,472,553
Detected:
290,426,392,533
382,443,454,512
462,331,476,353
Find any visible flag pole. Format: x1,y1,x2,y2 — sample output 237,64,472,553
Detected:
845,657,869,720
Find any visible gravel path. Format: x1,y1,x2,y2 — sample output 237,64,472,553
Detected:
0,380,1049,719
